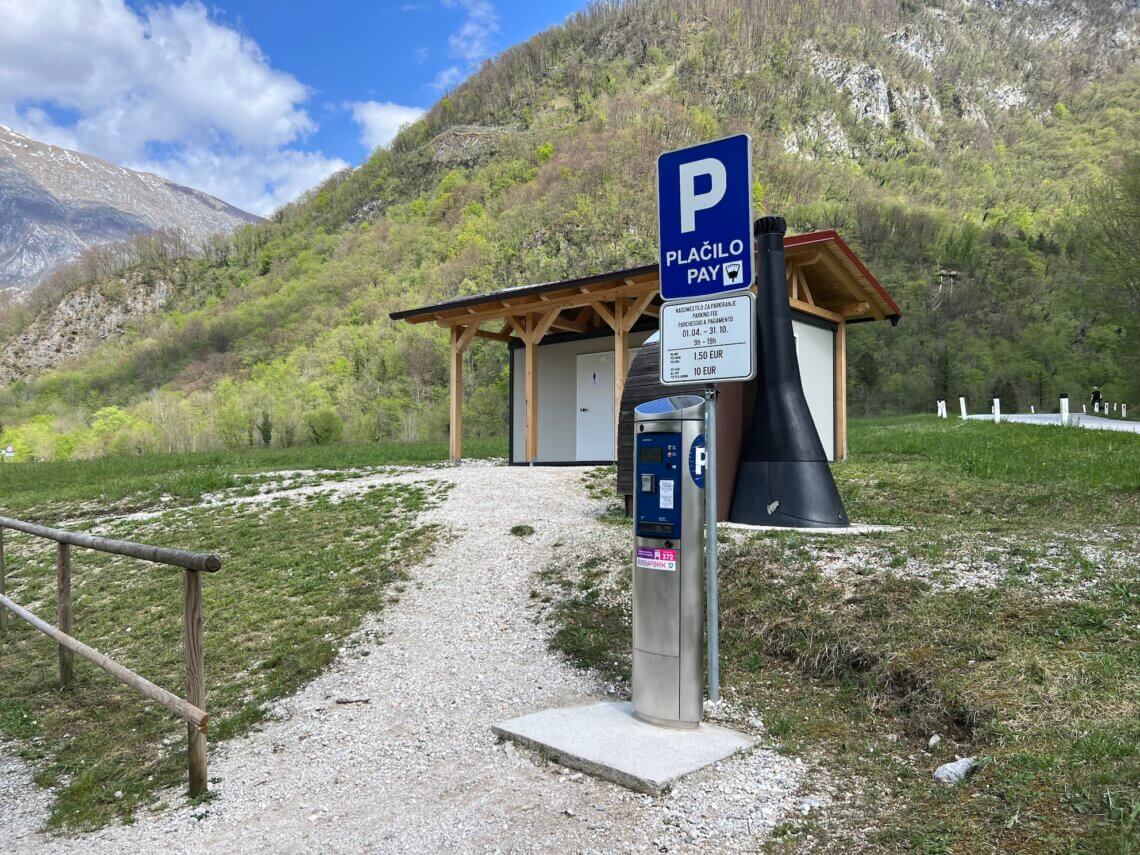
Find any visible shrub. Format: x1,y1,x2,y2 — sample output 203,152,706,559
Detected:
305,408,344,446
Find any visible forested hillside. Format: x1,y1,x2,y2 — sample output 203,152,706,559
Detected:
0,0,1136,460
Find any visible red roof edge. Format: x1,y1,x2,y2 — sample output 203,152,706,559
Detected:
784,230,902,318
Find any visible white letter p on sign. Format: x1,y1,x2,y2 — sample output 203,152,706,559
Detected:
678,157,726,233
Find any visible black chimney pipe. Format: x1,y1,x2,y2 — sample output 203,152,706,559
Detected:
729,216,849,527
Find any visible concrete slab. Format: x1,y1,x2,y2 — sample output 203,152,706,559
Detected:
493,701,754,795
720,522,901,535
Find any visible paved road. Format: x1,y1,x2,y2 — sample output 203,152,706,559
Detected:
965,413,1140,434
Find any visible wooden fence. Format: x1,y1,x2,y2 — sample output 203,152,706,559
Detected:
0,515,221,796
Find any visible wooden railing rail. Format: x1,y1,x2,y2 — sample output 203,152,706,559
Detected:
0,516,221,796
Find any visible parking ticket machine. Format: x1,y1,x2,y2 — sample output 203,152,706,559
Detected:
632,395,706,728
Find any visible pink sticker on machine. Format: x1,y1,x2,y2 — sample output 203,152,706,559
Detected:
636,546,678,572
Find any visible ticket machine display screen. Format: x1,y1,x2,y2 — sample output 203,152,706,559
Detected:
638,447,663,464
635,432,682,539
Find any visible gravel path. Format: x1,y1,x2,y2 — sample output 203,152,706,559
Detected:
3,464,805,854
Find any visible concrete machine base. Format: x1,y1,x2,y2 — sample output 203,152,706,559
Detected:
493,701,754,795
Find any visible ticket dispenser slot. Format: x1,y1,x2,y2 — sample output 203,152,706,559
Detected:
632,395,705,729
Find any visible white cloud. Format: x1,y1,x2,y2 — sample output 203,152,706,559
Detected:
348,101,426,151
431,66,465,91
136,147,351,217
0,0,346,215
443,0,499,63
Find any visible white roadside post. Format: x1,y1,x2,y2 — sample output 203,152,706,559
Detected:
1083,403,1087,414
1060,395,1070,426
993,398,1001,424
1030,405,1036,414
1124,403,1129,419
959,397,968,419
656,134,755,706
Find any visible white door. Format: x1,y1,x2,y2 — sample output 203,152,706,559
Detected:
576,351,615,460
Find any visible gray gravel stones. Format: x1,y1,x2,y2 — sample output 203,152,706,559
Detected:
0,740,54,846
933,756,976,785
2,464,804,853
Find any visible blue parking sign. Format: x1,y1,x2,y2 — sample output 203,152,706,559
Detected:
656,134,754,301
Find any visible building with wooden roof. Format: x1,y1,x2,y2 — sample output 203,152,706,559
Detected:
391,229,900,465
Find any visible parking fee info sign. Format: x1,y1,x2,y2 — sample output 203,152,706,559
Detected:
659,292,756,386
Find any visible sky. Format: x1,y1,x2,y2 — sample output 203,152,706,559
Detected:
0,0,584,216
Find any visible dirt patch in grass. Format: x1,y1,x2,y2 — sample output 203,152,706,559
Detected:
0,479,446,831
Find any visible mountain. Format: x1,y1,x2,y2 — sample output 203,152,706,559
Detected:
0,0,1136,460
0,124,261,295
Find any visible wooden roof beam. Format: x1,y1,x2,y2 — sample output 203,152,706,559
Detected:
810,250,885,320
447,281,657,327
836,301,870,318
622,290,656,332
591,299,618,331
549,312,591,333
790,297,843,324
475,328,512,343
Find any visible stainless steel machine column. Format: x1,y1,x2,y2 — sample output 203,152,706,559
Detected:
631,395,706,729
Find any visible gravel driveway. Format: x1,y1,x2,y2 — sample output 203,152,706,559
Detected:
2,464,805,853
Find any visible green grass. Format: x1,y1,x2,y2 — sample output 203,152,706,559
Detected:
540,417,1139,853
0,438,506,519
838,416,1139,531
850,415,1139,489
0,450,454,831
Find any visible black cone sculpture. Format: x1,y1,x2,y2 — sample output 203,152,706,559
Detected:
729,216,849,528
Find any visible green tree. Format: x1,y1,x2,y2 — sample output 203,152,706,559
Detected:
257,411,273,448
305,408,344,445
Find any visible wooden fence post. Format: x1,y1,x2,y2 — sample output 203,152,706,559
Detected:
183,569,207,796
1,527,6,638
57,543,72,687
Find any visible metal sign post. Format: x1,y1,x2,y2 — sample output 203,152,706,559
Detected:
703,386,719,701
659,294,754,704
656,135,755,706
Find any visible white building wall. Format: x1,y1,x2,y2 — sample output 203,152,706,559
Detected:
792,318,835,462
511,330,653,463
511,319,834,463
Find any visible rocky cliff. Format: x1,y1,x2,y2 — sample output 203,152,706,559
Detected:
0,270,176,386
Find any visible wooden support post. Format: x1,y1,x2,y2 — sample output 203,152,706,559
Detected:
57,543,72,687
184,569,207,796
834,321,848,461
613,299,628,458
446,324,481,463
449,326,463,463
0,527,6,638
524,317,538,463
